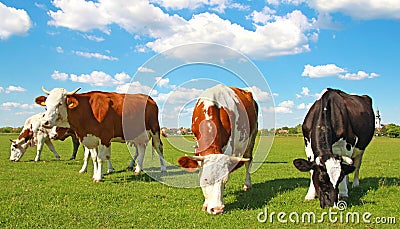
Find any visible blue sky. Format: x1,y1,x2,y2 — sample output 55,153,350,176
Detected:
0,0,399,129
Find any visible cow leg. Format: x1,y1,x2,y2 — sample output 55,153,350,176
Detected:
339,175,349,198
127,144,138,171
352,149,364,188
79,147,90,173
70,136,80,160
134,144,146,175
90,148,99,181
151,133,166,173
243,160,252,191
34,138,45,162
305,170,316,200
45,140,60,160
104,146,114,174
93,145,107,182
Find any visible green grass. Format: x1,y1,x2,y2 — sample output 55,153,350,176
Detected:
0,135,399,228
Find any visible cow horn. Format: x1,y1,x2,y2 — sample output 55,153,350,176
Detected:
42,86,51,95
342,156,353,165
66,88,81,95
186,155,205,161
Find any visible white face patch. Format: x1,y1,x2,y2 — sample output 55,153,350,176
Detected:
199,154,231,213
305,138,314,162
43,88,70,128
324,158,342,187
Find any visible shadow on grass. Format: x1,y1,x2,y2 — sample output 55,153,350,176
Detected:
226,176,400,212
226,178,309,211
346,177,400,207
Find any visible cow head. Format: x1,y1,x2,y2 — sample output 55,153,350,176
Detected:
35,87,80,128
293,154,355,208
9,139,29,161
178,154,249,215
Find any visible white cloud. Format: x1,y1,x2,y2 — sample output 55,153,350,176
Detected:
56,46,64,53
297,102,313,110
1,102,36,110
51,70,68,81
247,6,276,25
147,10,316,59
303,64,379,80
244,86,272,102
48,0,317,59
48,0,111,34
150,0,246,13
115,82,158,95
339,71,379,80
0,2,32,40
138,67,155,73
56,71,130,86
155,77,170,88
272,100,294,113
302,64,346,78
82,34,105,42
5,86,26,93
73,51,118,61
301,87,310,96
154,87,204,104
267,0,306,6
308,0,400,20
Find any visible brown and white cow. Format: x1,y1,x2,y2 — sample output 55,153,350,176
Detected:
293,88,374,208
177,84,258,215
35,87,166,181
10,113,79,162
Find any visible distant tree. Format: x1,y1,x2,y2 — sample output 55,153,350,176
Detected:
386,124,400,138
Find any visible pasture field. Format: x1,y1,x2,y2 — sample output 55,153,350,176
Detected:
0,134,399,228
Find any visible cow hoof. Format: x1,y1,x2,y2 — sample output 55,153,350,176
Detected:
243,185,251,191
352,180,359,188
339,194,348,199
134,170,141,175
69,157,76,160
79,170,87,174
202,205,207,211
107,169,114,174
305,196,316,201
126,166,134,171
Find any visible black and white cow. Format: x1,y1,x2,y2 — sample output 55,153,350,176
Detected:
293,88,374,208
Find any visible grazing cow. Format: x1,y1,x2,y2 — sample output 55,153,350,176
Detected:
10,113,79,162
177,84,258,215
35,87,166,181
293,88,374,208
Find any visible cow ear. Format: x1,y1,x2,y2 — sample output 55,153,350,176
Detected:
89,95,110,123
66,96,79,109
178,156,200,172
35,96,47,106
293,158,312,172
341,164,355,175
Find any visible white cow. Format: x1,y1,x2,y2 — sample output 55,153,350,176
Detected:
10,113,61,162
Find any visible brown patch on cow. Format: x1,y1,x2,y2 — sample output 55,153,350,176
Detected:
178,156,199,172
17,128,33,142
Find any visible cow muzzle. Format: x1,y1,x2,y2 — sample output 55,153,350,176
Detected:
203,205,224,215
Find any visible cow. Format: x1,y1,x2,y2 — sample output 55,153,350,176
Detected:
9,113,79,162
293,88,374,208
35,87,166,182
177,84,258,215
